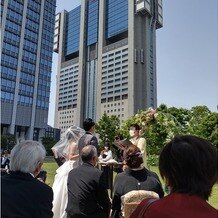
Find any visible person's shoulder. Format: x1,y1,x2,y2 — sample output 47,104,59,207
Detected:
92,165,102,173
90,135,98,143
35,178,52,191
115,171,129,181
81,165,103,180
1,174,10,183
91,135,97,139
146,169,159,179
138,137,146,142
69,164,81,174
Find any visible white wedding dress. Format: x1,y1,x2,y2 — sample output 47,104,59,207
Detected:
52,156,79,218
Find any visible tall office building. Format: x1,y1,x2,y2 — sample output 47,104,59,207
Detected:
54,0,163,132
1,0,56,140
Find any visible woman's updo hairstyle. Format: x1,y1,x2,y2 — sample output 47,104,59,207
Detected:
124,145,143,168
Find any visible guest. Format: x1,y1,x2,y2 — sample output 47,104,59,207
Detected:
1,150,10,175
129,124,147,167
131,135,217,218
52,126,85,218
1,140,53,218
99,142,113,189
78,118,98,164
99,142,113,162
66,145,111,218
111,145,164,218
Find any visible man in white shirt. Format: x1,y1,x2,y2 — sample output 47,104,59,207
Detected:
129,124,147,167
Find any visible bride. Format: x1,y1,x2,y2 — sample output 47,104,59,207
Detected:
52,126,85,218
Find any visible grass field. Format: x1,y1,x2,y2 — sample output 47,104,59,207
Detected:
43,158,218,209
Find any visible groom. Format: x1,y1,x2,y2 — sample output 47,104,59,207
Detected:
78,118,98,164
66,145,111,218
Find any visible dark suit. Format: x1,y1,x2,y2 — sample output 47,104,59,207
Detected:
66,162,111,218
1,171,53,218
78,132,98,164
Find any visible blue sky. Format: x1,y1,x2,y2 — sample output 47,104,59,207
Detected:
48,0,217,126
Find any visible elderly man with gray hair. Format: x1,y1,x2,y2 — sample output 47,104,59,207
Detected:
1,140,53,218
66,145,111,218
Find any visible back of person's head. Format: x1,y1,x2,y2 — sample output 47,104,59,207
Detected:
159,135,217,200
3,150,9,156
120,139,133,147
124,145,143,168
130,124,141,131
81,145,97,162
83,118,95,131
10,140,46,173
104,142,110,149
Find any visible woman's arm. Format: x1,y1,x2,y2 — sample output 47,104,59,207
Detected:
103,150,113,162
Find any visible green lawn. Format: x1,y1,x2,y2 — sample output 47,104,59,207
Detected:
43,158,218,209
42,157,57,186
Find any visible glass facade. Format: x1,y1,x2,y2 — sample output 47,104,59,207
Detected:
106,0,128,39
65,6,81,55
37,0,55,109
85,60,97,119
87,0,99,46
1,0,55,109
1,0,23,104
1,0,56,138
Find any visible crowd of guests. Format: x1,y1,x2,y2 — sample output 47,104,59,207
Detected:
1,117,217,218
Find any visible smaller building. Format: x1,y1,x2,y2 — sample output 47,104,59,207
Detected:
43,125,61,142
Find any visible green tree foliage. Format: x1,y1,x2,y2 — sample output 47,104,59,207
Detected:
167,107,191,133
96,105,217,165
122,104,217,165
194,112,218,145
95,113,120,148
188,106,211,136
1,134,16,151
41,137,57,156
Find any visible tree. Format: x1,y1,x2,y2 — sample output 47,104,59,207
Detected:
187,106,211,136
95,113,120,148
198,112,218,146
41,137,57,156
168,107,191,133
1,134,16,151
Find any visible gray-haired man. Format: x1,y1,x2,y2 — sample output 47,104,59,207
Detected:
1,140,53,218
66,145,111,218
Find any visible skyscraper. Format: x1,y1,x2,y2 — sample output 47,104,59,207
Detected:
1,0,56,140
54,0,163,132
